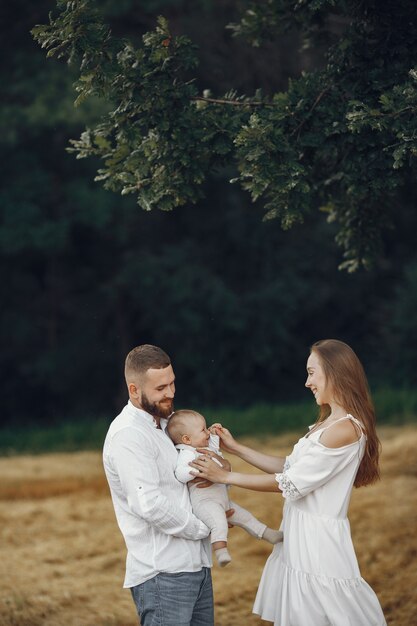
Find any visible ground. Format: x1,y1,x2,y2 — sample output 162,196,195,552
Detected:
0,425,416,626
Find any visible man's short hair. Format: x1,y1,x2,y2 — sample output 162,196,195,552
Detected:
125,344,171,382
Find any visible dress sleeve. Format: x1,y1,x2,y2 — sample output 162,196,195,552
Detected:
275,441,359,501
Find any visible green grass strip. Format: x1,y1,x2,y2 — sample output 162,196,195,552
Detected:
1,388,416,456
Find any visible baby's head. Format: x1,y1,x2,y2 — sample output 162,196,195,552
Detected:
167,410,210,448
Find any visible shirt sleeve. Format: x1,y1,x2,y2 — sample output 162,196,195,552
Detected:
174,449,197,483
275,440,358,501
111,428,209,539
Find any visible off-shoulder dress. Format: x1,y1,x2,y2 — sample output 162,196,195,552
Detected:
253,415,386,626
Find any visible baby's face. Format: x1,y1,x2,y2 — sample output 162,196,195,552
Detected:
187,415,210,448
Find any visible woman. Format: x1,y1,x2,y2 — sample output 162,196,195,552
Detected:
191,339,386,625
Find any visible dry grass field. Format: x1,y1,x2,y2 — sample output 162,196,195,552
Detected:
0,425,416,626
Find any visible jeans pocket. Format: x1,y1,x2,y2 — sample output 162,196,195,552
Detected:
131,583,145,616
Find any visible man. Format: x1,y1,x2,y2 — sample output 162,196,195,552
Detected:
103,344,216,626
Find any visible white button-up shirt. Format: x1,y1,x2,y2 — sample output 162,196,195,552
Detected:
103,401,211,587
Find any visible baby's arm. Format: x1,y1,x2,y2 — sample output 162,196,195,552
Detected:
175,448,198,483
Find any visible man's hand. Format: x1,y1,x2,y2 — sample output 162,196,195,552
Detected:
189,476,213,489
225,508,235,528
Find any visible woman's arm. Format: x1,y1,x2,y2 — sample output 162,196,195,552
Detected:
226,471,280,492
236,444,286,474
211,425,285,474
190,454,281,493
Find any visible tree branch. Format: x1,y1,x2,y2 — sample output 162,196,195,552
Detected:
291,87,331,138
191,96,266,107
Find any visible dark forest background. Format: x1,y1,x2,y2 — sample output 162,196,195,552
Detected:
2,0,417,428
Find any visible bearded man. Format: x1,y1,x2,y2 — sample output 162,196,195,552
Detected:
103,344,219,625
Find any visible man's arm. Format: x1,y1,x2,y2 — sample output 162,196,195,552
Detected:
111,429,209,540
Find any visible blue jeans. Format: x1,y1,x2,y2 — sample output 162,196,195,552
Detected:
130,568,214,626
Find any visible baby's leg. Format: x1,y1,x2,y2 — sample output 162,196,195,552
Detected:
229,501,283,544
192,499,229,544
192,499,231,567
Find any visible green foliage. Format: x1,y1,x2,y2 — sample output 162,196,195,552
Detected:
33,3,250,212
228,0,340,47
0,418,111,456
232,1,417,270
32,0,417,269
2,0,417,428
373,387,417,423
1,389,416,455
382,263,417,387
207,388,417,437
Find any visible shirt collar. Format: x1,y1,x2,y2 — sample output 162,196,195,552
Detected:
127,400,163,429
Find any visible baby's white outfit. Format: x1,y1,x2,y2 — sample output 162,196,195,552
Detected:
174,434,267,544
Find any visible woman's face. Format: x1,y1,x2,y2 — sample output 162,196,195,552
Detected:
305,351,333,405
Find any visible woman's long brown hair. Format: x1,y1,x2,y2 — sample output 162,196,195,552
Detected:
311,339,381,487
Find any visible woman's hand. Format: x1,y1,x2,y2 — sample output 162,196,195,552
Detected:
190,451,230,485
195,449,231,473
209,424,240,455
208,422,223,434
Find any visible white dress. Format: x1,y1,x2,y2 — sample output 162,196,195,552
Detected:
253,415,386,626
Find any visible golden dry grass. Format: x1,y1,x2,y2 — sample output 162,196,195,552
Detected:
0,426,416,626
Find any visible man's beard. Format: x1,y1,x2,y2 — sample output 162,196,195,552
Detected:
140,392,174,419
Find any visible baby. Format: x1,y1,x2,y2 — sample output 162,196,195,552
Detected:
167,409,283,567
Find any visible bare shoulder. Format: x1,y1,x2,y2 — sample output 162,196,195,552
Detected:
319,419,361,449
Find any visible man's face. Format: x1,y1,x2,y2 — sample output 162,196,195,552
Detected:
139,365,176,419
